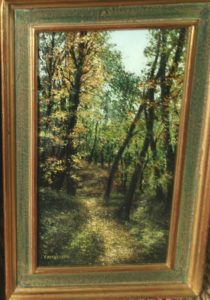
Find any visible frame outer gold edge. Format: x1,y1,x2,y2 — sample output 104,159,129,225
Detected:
188,70,210,293
28,21,198,298
2,0,210,299
5,0,210,9
30,25,37,275
11,283,195,299
1,0,17,299
166,23,197,269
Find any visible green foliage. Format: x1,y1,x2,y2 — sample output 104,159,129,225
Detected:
38,188,81,210
38,189,88,266
129,203,168,263
65,230,104,265
133,225,167,263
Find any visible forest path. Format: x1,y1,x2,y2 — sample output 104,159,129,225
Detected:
77,161,136,265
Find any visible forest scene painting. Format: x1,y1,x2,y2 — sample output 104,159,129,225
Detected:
37,28,187,267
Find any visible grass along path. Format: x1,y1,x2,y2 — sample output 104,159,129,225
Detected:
77,161,137,265
83,197,136,265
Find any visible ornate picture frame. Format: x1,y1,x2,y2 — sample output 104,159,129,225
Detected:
1,0,210,299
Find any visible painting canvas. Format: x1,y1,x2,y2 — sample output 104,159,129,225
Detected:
37,28,187,267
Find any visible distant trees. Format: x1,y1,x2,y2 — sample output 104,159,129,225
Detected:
103,65,142,201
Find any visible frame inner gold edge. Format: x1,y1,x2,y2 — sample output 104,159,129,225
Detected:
29,20,197,275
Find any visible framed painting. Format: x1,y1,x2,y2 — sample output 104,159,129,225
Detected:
1,0,210,299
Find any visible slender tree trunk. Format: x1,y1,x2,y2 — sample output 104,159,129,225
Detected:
117,33,162,216
107,144,114,168
121,29,186,220
46,32,56,119
56,33,87,194
120,159,128,193
104,104,144,201
38,33,56,186
65,49,85,195
150,135,165,201
159,28,186,210
123,129,150,220
88,121,98,163
123,93,156,220
100,151,104,168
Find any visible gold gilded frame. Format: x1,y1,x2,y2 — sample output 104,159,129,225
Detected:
1,0,210,299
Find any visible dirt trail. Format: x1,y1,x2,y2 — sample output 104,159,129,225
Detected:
77,162,136,265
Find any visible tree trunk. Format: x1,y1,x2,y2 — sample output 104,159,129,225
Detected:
46,32,56,120
104,103,144,202
123,129,150,220
150,135,165,201
118,33,162,216
65,45,85,195
57,32,87,194
88,121,98,163
159,28,186,210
